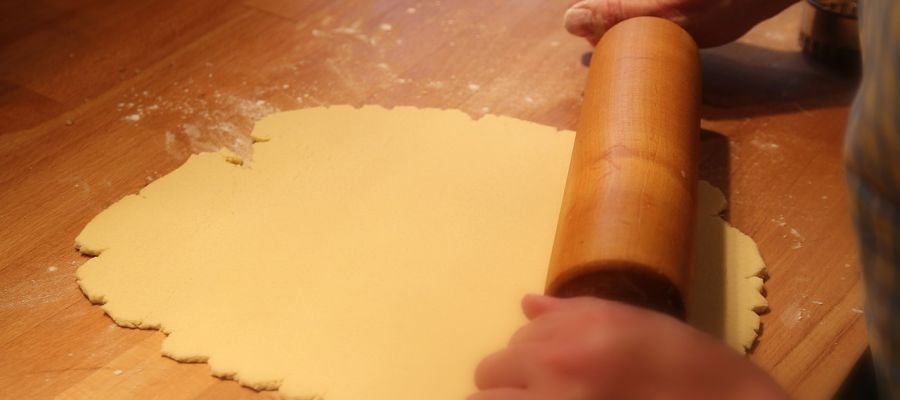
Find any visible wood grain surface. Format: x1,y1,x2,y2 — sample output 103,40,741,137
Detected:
547,17,701,318
0,1,863,399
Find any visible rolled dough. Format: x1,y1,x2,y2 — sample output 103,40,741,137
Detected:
76,106,766,399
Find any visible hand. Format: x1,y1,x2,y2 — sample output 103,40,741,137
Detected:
469,295,788,400
564,0,798,47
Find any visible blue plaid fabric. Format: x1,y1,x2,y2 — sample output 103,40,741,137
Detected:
845,0,900,397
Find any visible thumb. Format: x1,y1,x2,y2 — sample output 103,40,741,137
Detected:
564,0,625,44
521,294,563,320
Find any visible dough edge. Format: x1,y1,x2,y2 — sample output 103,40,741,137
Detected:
73,105,769,396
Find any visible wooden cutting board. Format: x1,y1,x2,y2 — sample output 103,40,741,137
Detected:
0,1,863,399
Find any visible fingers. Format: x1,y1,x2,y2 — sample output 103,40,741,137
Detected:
564,0,630,44
475,345,606,400
513,296,582,345
563,4,597,37
521,294,562,320
509,319,559,345
475,345,537,390
522,294,630,321
467,388,534,400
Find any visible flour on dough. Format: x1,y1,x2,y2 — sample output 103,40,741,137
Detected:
76,106,766,399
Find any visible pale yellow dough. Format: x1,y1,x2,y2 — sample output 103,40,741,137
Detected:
688,181,768,351
76,106,766,399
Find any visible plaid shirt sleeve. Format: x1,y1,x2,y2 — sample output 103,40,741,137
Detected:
844,0,900,397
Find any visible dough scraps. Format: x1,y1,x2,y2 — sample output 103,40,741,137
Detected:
76,106,766,399
689,180,768,351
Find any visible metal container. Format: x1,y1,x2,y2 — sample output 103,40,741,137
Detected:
800,0,860,71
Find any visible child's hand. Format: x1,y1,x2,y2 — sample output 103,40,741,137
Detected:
469,295,788,400
564,0,798,47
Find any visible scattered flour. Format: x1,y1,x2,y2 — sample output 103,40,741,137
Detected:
164,131,176,147
789,228,804,250
751,137,780,150
333,21,362,36
779,302,809,329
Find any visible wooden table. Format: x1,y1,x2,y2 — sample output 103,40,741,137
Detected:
0,1,863,399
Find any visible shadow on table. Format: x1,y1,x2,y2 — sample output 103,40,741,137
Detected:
699,128,731,206
701,42,859,120
581,42,859,121
835,349,880,399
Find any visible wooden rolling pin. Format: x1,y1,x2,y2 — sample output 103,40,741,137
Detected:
545,17,701,319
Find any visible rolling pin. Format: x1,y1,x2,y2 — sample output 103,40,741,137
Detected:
545,17,701,319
